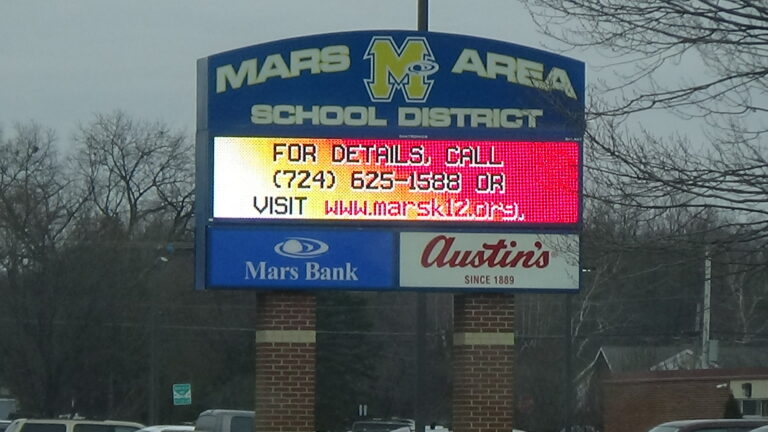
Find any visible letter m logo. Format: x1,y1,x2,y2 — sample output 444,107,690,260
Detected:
364,36,438,103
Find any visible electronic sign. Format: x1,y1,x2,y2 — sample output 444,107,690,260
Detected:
197,30,585,291
214,137,579,223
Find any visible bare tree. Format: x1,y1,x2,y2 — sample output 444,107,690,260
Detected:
73,111,194,240
0,123,83,270
520,0,768,249
711,247,768,343
521,0,767,123
0,115,196,419
585,121,768,247
0,122,88,416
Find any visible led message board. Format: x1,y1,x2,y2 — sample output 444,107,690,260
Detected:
197,31,585,291
214,137,579,223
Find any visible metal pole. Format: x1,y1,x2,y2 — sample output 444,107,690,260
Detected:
416,294,426,432
563,294,573,432
415,7,428,432
146,258,164,425
148,300,158,424
702,250,711,368
418,0,428,32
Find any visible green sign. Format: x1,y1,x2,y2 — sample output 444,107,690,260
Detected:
172,383,192,406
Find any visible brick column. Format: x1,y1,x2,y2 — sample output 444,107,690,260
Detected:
255,292,316,432
452,293,515,432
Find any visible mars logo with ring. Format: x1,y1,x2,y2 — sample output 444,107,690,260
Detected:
364,36,437,103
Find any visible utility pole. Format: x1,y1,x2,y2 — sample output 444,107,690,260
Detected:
148,286,159,424
563,294,573,432
701,250,711,368
415,7,428,432
145,254,168,425
418,0,428,31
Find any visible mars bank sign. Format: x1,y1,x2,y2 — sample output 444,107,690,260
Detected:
207,228,394,289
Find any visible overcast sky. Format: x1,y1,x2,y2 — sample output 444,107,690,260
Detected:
1,0,570,151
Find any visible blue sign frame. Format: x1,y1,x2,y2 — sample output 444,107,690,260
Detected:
196,30,585,291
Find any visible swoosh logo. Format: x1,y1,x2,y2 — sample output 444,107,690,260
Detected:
407,60,439,76
274,237,329,258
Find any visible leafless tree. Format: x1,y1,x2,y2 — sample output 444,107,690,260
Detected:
711,247,768,343
0,123,84,271
585,120,768,249
0,122,88,416
521,0,768,249
522,0,767,123
73,111,194,241
0,115,198,419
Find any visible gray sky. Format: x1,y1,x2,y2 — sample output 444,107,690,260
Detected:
1,0,560,150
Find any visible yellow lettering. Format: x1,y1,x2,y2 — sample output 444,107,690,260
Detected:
451,48,577,99
451,49,487,77
486,52,516,82
546,67,577,99
320,45,350,72
216,45,350,93
289,49,321,76
216,59,257,93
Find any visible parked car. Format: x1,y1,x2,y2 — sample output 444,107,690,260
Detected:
0,421,11,432
351,419,414,432
749,426,768,432
137,426,193,432
4,419,144,432
648,419,768,432
194,410,253,432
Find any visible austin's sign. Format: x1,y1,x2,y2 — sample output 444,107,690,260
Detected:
399,232,579,290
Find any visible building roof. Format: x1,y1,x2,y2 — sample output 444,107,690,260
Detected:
587,342,768,375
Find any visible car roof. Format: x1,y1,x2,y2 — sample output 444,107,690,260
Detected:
14,420,144,426
196,410,253,416
137,426,194,432
658,419,768,427
352,419,413,429
353,420,412,426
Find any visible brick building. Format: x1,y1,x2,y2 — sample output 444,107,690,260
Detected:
572,344,768,432
603,368,768,432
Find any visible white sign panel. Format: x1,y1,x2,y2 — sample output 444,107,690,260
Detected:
400,232,579,290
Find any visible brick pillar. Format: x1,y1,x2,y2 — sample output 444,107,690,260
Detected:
452,293,515,432
255,292,316,432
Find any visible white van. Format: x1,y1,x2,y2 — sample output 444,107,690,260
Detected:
5,419,144,432
193,410,253,432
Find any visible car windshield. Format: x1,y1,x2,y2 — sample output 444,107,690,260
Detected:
648,427,680,432
75,426,139,432
228,417,252,432
19,425,66,432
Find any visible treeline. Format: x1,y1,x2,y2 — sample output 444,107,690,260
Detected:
2,110,768,432
0,113,430,431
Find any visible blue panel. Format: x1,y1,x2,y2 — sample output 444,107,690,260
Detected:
207,227,395,289
204,30,585,140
